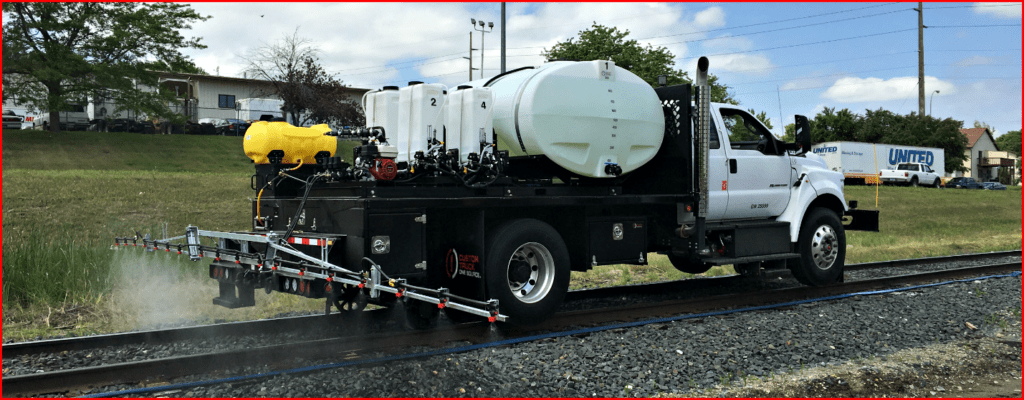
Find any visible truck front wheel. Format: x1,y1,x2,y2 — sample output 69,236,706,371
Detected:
790,208,846,286
484,219,570,325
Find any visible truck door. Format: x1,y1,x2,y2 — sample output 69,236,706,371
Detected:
714,106,791,219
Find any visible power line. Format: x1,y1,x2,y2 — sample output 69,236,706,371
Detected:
647,9,910,48
926,4,1021,9
507,2,905,50
705,28,915,57
930,24,1022,28
733,75,1021,96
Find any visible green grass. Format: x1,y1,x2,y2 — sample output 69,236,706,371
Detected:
2,130,1021,339
843,184,1021,262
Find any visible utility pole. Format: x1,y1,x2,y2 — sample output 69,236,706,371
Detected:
501,2,506,74
463,32,478,81
914,2,926,116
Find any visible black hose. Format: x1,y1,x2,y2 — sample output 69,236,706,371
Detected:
281,174,323,242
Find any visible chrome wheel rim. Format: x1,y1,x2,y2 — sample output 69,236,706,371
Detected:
506,242,554,303
810,224,839,270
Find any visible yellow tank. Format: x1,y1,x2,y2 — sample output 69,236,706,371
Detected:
243,121,337,164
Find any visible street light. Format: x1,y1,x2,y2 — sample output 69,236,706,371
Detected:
473,18,494,80
929,90,939,116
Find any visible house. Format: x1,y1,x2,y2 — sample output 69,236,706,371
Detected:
956,127,1019,183
91,72,370,125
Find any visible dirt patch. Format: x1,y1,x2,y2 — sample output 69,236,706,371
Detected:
682,336,1022,398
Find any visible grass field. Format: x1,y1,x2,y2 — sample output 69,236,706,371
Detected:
2,130,1020,340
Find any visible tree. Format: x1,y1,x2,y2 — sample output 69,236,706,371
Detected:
973,120,996,135
809,107,861,143
244,30,364,128
995,130,1022,155
2,3,209,132
855,108,902,144
543,23,738,105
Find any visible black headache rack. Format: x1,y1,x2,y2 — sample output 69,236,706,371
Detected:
113,226,507,322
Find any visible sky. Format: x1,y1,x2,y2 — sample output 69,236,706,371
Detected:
179,2,1019,138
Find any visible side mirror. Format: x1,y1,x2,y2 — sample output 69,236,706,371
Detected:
793,115,812,154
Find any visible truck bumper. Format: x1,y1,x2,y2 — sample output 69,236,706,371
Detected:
843,209,879,232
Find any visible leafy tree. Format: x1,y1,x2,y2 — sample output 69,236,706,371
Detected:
973,120,996,134
782,123,796,142
809,107,861,143
855,108,902,143
244,30,364,128
543,23,738,105
995,130,1022,154
724,109,773,142
2,3,209,132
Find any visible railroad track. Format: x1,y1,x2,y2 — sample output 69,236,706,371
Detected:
3,250,1020,397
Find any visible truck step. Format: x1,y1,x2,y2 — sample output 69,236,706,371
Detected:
702,252,799,266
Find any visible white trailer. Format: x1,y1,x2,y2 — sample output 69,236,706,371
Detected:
236,98,310,126
236,98,284,122
810,141,945,184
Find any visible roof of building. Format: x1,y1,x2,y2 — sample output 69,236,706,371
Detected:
960,127,994,148
155,71,370,92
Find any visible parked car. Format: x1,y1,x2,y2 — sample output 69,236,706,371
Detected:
224,118,251,136
945,177,984,189
980,182,1007,191
879,162,942,187
197,118,229,135
34,104,89,131
3,110,24,130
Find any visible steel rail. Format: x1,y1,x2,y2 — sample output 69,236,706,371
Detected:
4,261,1019,397
4,250,1018,358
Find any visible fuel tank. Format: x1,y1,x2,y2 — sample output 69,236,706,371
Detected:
243,121,336,164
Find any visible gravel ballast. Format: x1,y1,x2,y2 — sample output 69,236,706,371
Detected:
77,271,1021,398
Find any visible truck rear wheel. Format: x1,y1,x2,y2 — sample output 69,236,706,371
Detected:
666,254,713,274
909,177,918,187
484,219,570,325
790,208,845,286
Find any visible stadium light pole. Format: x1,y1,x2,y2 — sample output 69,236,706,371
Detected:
473,19,494,80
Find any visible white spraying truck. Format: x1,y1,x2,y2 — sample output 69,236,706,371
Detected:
118,57,879,326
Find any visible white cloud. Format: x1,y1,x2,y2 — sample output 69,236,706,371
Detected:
693,6,726,28
973,2,1022,18
821,76,957,103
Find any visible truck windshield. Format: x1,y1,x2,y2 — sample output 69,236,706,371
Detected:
896,164,918,171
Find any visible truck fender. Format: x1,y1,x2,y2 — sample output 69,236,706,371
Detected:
776,168,847,242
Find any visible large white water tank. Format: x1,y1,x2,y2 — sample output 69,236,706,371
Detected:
363,86,400,143
471,60,664,178
446,85,495,163
398,82,445,164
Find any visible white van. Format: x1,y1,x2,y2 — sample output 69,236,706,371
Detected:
34,104,89,131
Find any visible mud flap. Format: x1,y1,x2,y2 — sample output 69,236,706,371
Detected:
213,280,256,308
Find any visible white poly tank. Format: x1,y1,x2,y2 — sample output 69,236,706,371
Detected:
397,82,445,164
363,86,400,143
446,85,495,163
472,60,664,178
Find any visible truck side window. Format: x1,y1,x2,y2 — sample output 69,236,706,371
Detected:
691,118,721,149
718,108,778,155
